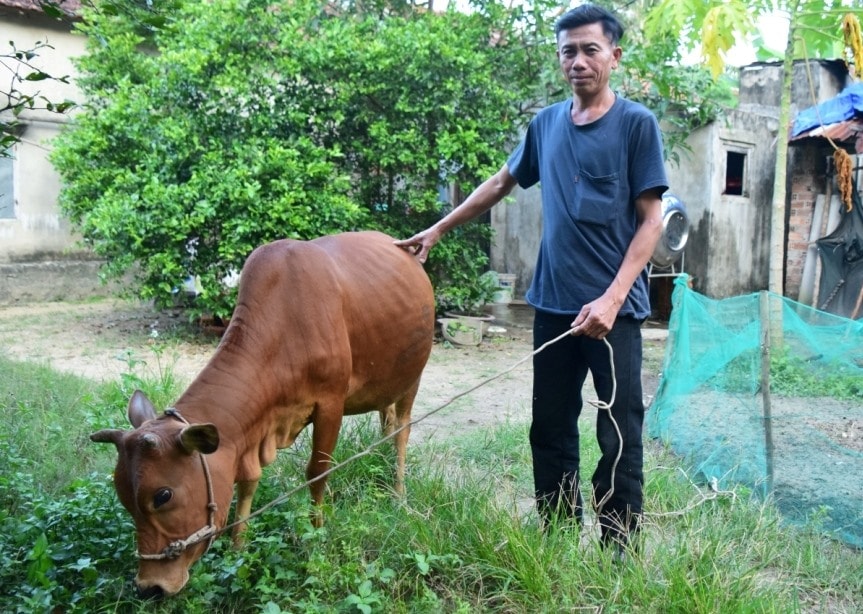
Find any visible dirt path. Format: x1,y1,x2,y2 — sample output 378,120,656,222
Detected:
0,299,667,442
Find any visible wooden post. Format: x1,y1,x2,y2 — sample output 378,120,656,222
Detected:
851,284,863,321
798,194,825,306
811,172,834,309
759,291,775,497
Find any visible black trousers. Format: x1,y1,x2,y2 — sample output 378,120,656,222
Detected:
530,310,645,542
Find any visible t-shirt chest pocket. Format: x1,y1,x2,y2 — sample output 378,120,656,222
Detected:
572,170,620,226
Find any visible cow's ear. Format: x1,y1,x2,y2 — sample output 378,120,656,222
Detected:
178,424,220,455
90,429,125,447
128,390,158,428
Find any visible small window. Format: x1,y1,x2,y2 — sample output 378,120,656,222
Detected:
724,151,746,196
0,154,13,219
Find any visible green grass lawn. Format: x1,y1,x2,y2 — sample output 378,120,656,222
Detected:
1,353,860,613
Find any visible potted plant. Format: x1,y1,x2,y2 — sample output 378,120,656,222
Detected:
438,317,483,346
439,270,500,321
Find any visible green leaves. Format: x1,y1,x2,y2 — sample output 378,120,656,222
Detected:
702,5,756,78
644,0,852,79
22,70,52,82
52,0,536,317
1,39,76,155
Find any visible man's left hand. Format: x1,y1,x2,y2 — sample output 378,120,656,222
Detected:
570,294,621,339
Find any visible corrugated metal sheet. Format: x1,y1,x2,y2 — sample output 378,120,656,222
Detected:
0,0,80,15
789,119,863,154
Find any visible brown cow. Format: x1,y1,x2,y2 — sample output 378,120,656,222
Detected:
91,231,434,598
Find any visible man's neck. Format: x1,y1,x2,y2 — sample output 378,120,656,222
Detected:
570,88,616,126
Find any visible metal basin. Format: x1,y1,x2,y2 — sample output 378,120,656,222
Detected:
650,193,689,268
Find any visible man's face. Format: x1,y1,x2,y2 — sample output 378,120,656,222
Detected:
556,22,621,99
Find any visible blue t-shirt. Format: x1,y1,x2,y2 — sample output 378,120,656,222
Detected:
507,95,668,319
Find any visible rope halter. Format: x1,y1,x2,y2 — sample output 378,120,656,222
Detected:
136,408,219,561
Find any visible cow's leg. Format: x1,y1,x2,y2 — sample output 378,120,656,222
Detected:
307,407,344,527
379,403,396,436
232,480,259,548
392,379,422,497
379,403,405,495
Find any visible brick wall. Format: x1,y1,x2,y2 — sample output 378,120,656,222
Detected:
786,173,818,299
784,146,834,302
785,150,863,305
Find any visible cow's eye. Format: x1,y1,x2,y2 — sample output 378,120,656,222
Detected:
153,488,173,509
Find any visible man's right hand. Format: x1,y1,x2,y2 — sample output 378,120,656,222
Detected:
394,228,441,264
395,163,516,264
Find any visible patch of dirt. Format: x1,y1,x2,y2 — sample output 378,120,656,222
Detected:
805,416,863,454
0,299,217,384
0,299,667,444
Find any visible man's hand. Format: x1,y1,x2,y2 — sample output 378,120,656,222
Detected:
395,164,517,264
570,293,622,339
393,228,442,264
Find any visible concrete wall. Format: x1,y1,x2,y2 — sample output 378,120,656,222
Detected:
489,185,541,300
660,113,777,299
0,6,106,303
3,119,81,259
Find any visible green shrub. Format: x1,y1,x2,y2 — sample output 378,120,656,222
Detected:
52,0,528,320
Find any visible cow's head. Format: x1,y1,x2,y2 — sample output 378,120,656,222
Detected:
91,390,225,598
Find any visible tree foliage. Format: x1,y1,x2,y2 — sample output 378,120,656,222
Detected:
52,0,543,317
1,1,82,155
645,0,852,76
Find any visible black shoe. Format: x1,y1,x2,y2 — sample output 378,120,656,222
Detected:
611,542,627,565
601,532,634,565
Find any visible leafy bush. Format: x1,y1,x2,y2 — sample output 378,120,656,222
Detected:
0,471,136,613
437,269,501,315
52,0,533,319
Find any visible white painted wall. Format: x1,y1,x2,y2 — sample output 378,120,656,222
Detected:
1,8,87,263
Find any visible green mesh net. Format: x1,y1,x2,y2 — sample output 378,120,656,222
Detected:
648,275,863,548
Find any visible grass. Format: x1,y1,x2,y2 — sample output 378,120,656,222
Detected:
642,337,666,379
1,353,861,613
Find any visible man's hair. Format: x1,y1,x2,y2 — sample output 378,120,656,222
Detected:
554,4,624,46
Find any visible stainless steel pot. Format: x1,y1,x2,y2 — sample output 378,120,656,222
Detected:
650,193,689,268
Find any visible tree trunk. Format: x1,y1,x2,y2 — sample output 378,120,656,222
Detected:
768,2,800,296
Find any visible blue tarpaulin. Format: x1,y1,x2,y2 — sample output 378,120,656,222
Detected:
791,82,863,137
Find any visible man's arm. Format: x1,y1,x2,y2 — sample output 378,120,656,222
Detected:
571,188,664,338
395,164,519,263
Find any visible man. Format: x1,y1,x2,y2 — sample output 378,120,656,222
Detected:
396,4,667,553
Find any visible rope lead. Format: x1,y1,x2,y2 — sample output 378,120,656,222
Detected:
147,327,623,554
